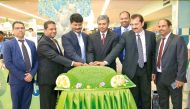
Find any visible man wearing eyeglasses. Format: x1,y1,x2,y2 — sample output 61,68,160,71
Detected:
3,21,38,109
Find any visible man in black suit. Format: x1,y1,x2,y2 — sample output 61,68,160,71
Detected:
37,21,83,109
62,13,88,71
87,15,119,70
152,19,187,109
97,14,156,109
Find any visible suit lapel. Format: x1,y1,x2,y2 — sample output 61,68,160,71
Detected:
103,30,111,50
131,31,137,51
163,34,173,55
70,31,79,45
95,32,103,51
156,38,161,58
145,30,149,59
119,27,122,36
13,39,23,59
13,39,25,68
44,36,61,55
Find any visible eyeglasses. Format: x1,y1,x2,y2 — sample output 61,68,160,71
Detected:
14,27,25,30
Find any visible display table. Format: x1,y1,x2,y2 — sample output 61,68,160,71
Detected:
56,88,137,109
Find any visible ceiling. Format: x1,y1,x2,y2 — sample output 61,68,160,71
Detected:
0,0,171,26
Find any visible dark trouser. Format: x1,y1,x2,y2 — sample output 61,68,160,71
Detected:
10,83,33,109
130,64,151,109
39,84,58,109
156,73,182,109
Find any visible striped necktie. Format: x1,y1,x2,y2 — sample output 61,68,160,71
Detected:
137,34,144,68
19,40,31,72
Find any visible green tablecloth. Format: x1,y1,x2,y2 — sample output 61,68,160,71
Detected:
56,88,137,109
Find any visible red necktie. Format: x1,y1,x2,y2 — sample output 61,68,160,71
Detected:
157,38,165,68
102,33,105,45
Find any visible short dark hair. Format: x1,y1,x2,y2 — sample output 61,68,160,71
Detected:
28,28,34,31
70,13,83,23
131,14,144,23
44,20,56,30
119,11,130,18
160,19,172,26
12,21,24,29
0,31,4,36
97,15,110,23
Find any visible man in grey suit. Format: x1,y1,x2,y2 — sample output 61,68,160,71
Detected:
152,19,187,109
97,14,156,109
37,21,83,109
87,15,119,70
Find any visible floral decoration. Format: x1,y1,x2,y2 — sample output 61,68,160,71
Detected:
56,75,70,88
99,82,106,87
110,75,128,88
75,83,82,89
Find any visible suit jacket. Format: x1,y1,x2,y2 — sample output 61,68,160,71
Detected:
62,31,88,67
87,30,119,70
155,33,187,85
37,35,72,85
112,27,122,38
105,30,156,79
62,31,88,63
3,38,38,84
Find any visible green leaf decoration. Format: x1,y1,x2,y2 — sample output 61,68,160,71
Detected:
55,66,136,90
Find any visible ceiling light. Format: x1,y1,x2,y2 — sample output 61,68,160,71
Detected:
0,3,47,21
101,0,110,15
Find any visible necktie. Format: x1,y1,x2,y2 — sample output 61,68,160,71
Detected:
52,39,61,54
137,34,144,68
19,40,31,72
102,33,105,45
77,33,86,62
157,38,165,68
123,28,128,33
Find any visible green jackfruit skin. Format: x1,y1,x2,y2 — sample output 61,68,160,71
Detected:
66,66,116,89
56,66,136,89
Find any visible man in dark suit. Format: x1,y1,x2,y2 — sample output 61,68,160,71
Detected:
152,19,187,109
3,21,38,109
62,13,88,71
112,11,131,62
87,15,119,70
97,14,156,109
37,21,83,109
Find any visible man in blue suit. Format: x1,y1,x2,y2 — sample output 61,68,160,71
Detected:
112,11,131,62
62,13,88,71
3,21,38,109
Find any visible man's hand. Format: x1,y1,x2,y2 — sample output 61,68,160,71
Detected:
73,62,83,67
83,63,89,66
175,80,184,88
88,62,98,66
94,61,107,66
152,74,156,84
24,73,33,82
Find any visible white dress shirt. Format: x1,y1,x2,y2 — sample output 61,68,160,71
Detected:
100,31,108,39
75,32,86,62
121,25,132,34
